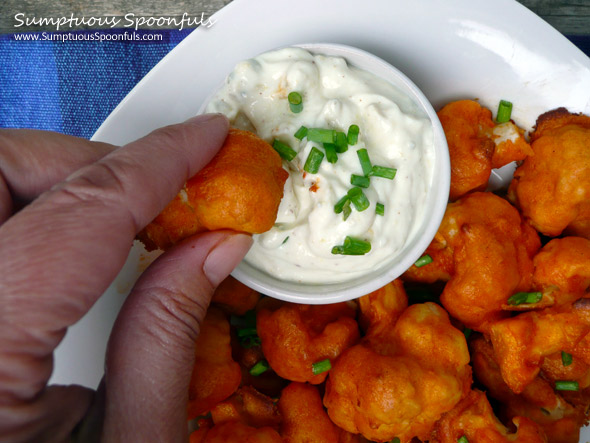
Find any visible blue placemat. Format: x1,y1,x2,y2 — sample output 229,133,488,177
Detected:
1,30,589,140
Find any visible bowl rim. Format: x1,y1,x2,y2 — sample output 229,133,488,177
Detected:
205,42,450,304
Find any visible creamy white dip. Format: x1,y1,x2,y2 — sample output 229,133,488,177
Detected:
206,47,434,284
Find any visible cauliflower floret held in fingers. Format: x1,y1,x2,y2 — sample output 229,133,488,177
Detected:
470,335,586,443
187,307,242,420
324,303,471,442
256,301,360,384
403,192,540,331
508,108,590,239
138,128,289,250
431,389,547,443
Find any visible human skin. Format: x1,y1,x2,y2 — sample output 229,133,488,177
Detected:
0,115,253,442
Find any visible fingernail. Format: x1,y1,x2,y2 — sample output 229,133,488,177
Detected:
203,233,253,287
185,113,228,126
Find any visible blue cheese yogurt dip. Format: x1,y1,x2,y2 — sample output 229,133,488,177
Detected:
206,47,435,284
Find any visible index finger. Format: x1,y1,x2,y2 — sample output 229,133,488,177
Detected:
0,114,229,402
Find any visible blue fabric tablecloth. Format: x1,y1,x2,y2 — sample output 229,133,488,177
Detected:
0,29,589,139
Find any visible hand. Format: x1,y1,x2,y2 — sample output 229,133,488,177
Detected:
0,114,253,442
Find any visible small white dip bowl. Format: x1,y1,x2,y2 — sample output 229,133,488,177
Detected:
200,43,450,304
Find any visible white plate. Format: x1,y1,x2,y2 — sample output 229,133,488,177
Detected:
53,0,590,438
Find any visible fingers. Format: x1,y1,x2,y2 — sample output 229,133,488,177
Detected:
0,114,229,406
102,231,252,441
0,129,116,223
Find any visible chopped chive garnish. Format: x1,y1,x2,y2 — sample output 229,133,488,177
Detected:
350,174,370,188
323,143,338,163
555,380,579,391
303,147,324,174
334,195,350,214
347,124,359,145
312,359,332,375
390,439,400,443
370,165,397,180
342,200,352,221
331,236,372,256
562,351,573,367
273,139,297,161
294,125,308,140
282,236,289,245
347,187,370,212
496,100,513,123
307,128,335,143
415,255,433,268
288,91,303,113
357,148,373,176
376,202,385,216
237,327,257,338
464,328,472,339
250,360,270,376
334,131,348,153
507,291,543,306
457,436,469,443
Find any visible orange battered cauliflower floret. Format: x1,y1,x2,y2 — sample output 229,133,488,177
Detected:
139,128,289,250
508,108,590,238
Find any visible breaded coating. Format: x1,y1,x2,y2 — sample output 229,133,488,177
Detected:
403,192,540,331
278,382,342,443
324,303,471,442
256,302,359,384
488,301,590,394
187,307,242,419
438,100,531,201
532,237,590,307
212,275,260,316
431,390,547,442
357,279,408,335
138,128,289,250
210,386,281,431
471,335,585,443
508,108,590,238
197,421,282,442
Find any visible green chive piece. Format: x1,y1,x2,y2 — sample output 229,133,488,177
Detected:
312,359,332,375
457,436,469,443
294,125,308,140
555,380,579,391
347,124,360,145
334,195,350,214
415,255,433,268
307,128,336,143
334,131,348,153
250,360,270,376
376,202,385,216
342,200,352,221
282,236,289,245
390,439,401,443
323,143,338,163
370,165,397,180
507,291,543,306
332,236,372,255
357,148,373,176
350,174,370,188
237,327,257,338
304,147,324,174
288,91,303,113
347,187,370,212
273,139,297,161
496,100,513,123
464,328,473,339
562,351,573,367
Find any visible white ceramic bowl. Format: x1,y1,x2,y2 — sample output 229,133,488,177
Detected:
200,43,450,304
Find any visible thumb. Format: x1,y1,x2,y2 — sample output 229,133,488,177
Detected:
102,231,252,441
